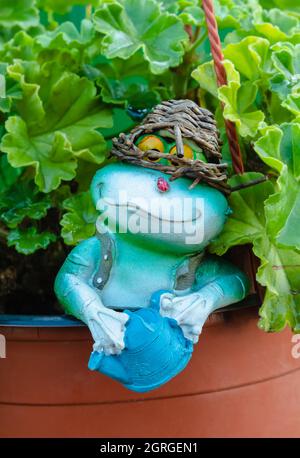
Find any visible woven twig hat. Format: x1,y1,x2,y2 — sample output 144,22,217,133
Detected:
111,99,230,193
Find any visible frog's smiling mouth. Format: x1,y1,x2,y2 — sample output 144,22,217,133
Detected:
100,199,202,224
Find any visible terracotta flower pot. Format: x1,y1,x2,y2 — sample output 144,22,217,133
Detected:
0,305,299,438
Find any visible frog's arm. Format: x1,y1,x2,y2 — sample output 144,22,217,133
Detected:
54,236,129,355
160,256,250,343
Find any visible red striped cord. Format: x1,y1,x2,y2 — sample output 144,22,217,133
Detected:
202,0,245,174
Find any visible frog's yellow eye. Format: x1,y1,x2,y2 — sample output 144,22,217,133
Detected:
137,135,164,153
137,135,164,162
170,144,194,160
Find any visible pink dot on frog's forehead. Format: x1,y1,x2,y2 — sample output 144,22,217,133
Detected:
157,177,170,192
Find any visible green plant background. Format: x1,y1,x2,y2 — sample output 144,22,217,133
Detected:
0,0,300,332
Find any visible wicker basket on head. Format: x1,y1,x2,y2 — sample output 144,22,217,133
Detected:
111,99,230,194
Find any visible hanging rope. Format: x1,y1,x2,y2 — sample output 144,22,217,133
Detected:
202,0,264,303
202,0,245,175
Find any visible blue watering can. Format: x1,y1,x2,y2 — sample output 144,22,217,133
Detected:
88,291,193,392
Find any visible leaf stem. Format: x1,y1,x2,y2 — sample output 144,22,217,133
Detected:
192,26,201,43
86,4,92,18
188,30,207,54
47,10,58,30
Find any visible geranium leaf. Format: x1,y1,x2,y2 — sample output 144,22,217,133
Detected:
254,8,300,44
282,93,300,117
2,118,77,193
269,43,300,106
35,19,100,65
255,123,300,250
254,122,300,179
7,226,56,254
210,172,274,255
223,36,271,82
210,172,300,332
0,63,23,113
191,61,218,98
255,239,300,332
218,60,265,137
259,289,300,333
265,166,300,250
214,0,262,31
93,0,187,74
0,0,39,29
60,191,98,245
0,61,113,192
0,181,51,228
0,155,22,193
0,31,37,64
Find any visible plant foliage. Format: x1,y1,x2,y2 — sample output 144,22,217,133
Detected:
0,0,299,331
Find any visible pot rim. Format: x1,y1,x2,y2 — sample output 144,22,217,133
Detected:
0,294,259,328
0,314,84,327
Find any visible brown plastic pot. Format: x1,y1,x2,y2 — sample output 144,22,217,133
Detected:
0,304,299,438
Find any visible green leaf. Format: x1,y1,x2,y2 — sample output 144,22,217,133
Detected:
159,0,179,14
60,191,97,245
1,61,113,192
218,60,265,137
223,36,271,82
282,92,300,117
93,0,187,74
191,60,218,98
254,123,300,178
2,118,77,194
259,289,300,333
0,181,51,228
210,172,300,332
269,43,300,106
210,172,274,255
254,8,300,44
160,0,205,25
7,227,56,254
0,63,24,113
265,166,300,250
36,19,93,47
255,239,300,332
0,155,22,193
35,19,100,65
94,55,160,106
0,0,39,29
0,31,37,64
270,0,300,14
268,91,293,125
192,56,266,137
255,123,300,250
178,3,204,26
214,0,262,31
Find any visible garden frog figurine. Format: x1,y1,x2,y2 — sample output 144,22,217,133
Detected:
55,100,249,392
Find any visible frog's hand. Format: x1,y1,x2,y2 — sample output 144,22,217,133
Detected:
160,257,250,344
55,236,129,355
86,301,129,355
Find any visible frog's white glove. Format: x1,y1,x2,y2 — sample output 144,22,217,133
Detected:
84,298,129,356
159,283,224,344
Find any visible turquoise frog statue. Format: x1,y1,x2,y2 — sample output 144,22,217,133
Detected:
55,100,249,392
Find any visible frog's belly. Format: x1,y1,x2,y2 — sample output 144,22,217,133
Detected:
100,276,173,310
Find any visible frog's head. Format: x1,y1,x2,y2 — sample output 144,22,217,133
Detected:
91,100,230,255
91,162,230,255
